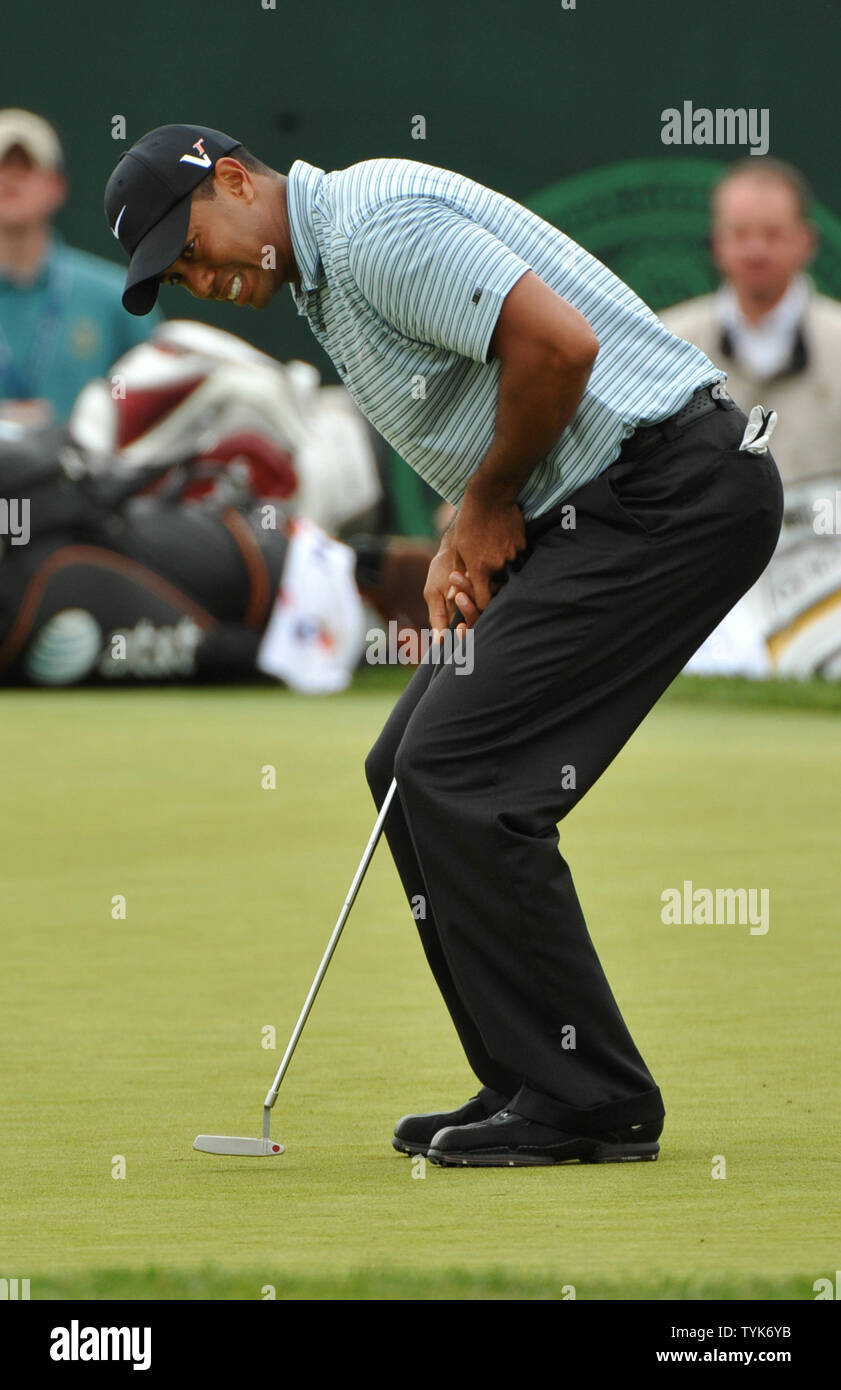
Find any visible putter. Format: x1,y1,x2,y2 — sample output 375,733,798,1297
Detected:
194,776,399,1157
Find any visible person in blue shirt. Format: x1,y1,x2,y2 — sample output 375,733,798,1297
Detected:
0,109,160,426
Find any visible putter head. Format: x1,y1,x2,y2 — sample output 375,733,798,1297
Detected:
193,1135,285,1157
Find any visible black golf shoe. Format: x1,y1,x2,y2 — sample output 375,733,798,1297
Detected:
393,1091,509,1157
426,1108,663,1167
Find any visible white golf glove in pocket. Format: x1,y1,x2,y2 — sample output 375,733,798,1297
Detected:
739,405,778,454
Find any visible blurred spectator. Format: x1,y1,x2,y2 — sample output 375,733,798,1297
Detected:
0,109,160,427
660,158,841,485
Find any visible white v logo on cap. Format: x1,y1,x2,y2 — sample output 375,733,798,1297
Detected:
111,205,127,239
179,138,212,168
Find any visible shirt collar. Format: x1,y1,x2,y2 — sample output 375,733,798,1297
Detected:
717,274,810,337
286,159,326,295
717,275,811,380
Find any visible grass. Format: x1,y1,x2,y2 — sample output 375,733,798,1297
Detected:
1,671,838,1300
663,673,841,713
20,1267,814,1301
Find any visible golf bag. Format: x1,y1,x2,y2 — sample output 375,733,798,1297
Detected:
68,318,388,537
0,424,292,685
0,425,434,688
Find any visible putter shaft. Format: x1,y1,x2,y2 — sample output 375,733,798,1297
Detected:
261,776,399,1127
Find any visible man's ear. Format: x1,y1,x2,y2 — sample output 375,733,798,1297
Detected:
213,157,255,202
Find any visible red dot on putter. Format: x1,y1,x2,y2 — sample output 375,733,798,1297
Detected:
272,1145,280,1152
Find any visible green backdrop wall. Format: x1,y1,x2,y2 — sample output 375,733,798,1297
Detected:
2,0,838,374
3,0,839,534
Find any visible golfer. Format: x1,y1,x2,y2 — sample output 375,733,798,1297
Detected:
105,126,783,1166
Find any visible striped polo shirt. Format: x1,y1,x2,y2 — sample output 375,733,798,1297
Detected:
285,157,723,520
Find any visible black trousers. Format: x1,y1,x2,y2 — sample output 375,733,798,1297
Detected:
365,396,784,1135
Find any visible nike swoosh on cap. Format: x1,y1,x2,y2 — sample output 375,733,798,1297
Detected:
112,205,127,239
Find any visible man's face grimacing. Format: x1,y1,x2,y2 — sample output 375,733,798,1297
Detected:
160,157,286,309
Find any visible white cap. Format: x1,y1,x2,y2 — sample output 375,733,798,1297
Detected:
0,109,63,171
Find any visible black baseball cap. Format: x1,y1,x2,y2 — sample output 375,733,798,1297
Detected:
104,124,242,315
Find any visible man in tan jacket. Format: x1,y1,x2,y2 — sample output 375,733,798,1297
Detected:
661,158,841,487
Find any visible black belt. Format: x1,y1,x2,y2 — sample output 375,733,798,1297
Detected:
617,383,731,462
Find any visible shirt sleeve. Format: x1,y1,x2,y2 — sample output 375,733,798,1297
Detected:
347,197,532,363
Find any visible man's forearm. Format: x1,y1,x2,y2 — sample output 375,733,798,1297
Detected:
429,272,598,619
465,347,596,506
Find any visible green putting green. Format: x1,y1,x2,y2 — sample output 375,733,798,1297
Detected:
1,675,837,1300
